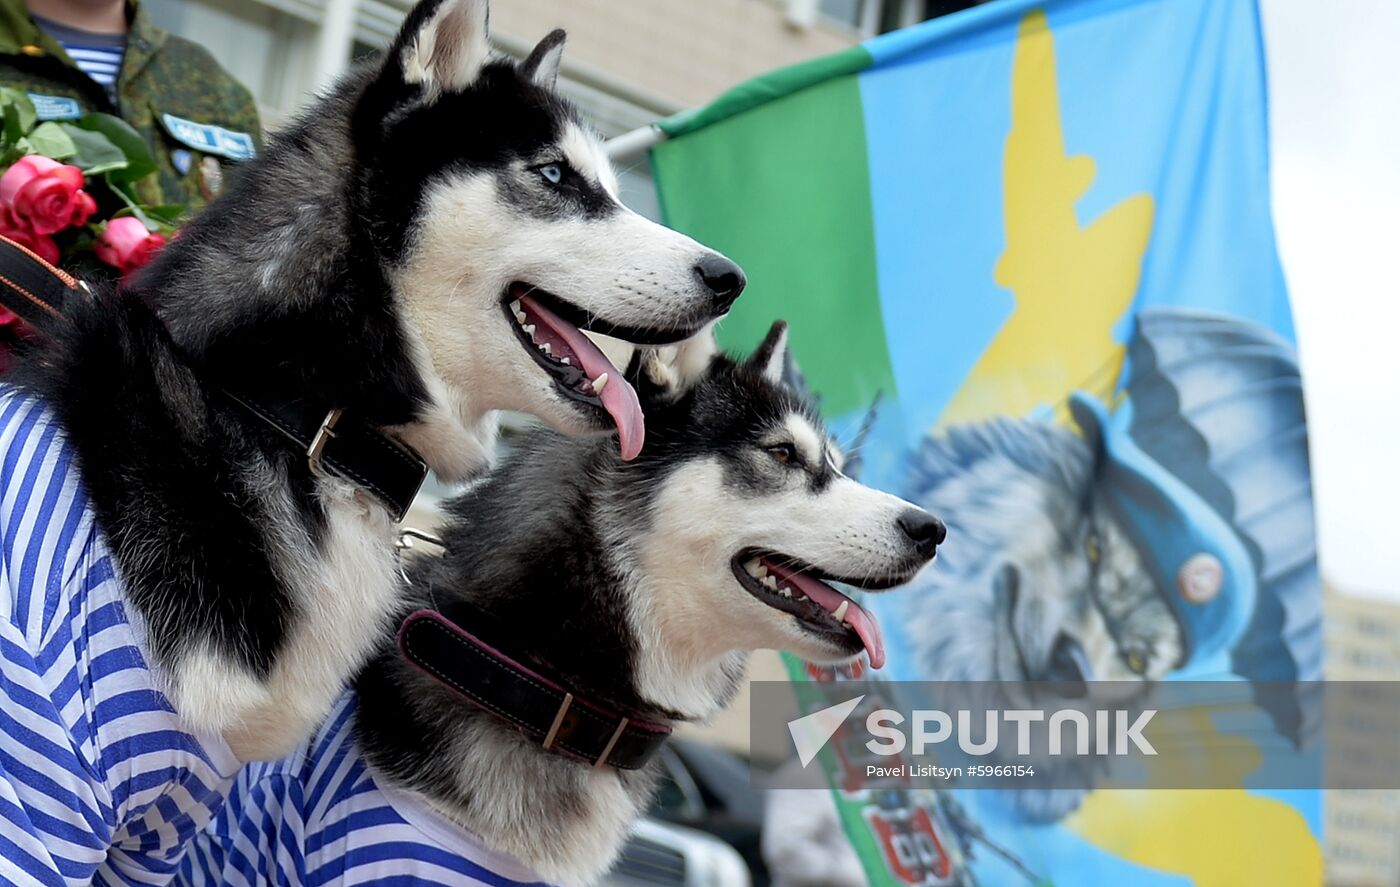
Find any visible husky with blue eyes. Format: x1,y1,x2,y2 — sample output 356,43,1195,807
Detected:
0,0,741,878
181,323,943,887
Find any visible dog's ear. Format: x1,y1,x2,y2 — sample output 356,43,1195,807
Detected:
746,320,789,385
626,324,720,405
393,0,491,97
520,29,566,90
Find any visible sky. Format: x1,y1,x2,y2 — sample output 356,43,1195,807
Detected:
1259,0,1400,598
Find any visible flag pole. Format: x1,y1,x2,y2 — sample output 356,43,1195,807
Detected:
606,124,669,161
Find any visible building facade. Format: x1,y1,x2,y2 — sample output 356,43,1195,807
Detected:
1324,588,1400,887
142,0,899,127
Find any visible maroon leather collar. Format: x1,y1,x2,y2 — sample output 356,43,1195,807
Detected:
397,609,672,771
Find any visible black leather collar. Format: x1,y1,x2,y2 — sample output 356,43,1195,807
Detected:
0,235,429,523
221,391,426,522
397,609,673,771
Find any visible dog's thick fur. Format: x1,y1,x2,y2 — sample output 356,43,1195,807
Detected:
8,0,739,760
354,325,941,884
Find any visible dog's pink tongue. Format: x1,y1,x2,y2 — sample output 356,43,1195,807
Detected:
517,294,644,461
766,562,886,670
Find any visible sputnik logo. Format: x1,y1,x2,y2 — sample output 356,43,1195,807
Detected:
787,695,864,767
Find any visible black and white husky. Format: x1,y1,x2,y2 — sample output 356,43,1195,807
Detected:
183,323,944,886
6,0,742,769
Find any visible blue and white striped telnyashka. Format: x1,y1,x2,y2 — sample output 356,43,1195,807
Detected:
64,46,124,90
0,386,241,886
180,692,553,887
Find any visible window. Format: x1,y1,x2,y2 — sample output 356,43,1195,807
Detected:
819,0,883,35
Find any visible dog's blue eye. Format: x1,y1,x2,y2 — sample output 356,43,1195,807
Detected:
539,164,564,185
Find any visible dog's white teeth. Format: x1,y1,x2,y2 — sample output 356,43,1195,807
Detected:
762,575,778,590
540,343,552,356
779,587,792,598
514,310,527,324
509,299,522,314
591,373,609,395
744,557,762,577
561,357,570,366
523,324,536,336
756,564,769,578
798,594,811,603
832,600,850,623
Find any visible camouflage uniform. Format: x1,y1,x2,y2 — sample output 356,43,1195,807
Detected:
0,0,262,211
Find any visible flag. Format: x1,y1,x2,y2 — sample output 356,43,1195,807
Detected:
651,0,1323,884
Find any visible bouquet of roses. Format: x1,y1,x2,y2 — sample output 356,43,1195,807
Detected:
0,87,184,333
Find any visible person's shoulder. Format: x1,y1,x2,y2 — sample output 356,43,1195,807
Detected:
152,32,248,92
143,30,262,138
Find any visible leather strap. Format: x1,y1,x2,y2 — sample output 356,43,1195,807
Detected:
0,235,83,330
0,236,428,523
222,391,427,523
397,609,673,771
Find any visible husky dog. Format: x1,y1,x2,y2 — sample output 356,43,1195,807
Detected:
181,323,944,887
13,0,741,756
0,0,741,877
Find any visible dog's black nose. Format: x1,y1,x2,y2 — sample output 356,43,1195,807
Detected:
695,254,746,309
898,510,946,557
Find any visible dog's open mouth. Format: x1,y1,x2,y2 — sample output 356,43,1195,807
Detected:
506,286,645,461
731,550,891,670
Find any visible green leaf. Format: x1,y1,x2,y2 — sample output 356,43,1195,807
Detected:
75,113,155,183
27,121,76,160
0,88,37,137
59,122,127,175
3,103,22,145
104,176,162,231
141,204,186,226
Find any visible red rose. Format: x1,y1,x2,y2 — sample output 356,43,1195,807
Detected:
0,225,61,267
0,155,97,236
95,216,166,279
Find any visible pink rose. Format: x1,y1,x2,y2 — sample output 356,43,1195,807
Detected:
95,216,166,279
0,155,97,236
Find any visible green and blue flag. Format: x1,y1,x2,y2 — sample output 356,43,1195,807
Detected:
652,0,1322,884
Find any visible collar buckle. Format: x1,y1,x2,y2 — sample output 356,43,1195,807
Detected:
306,408,344,477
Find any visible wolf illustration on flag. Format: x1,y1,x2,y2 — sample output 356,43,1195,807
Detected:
651,0,1322,884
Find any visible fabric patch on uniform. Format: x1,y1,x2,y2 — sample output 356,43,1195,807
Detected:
159,113,256,162
27,93,82,121
171,148,192,175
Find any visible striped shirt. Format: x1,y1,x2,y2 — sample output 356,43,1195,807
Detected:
0,386,241,886
180,692,553,887
32,16,126,97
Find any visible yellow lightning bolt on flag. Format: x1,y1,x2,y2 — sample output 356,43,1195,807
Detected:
941,9,1154,426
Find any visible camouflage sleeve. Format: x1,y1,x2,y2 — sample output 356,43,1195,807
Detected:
222,73,263,151
131,35,265,208
153,35,263,144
